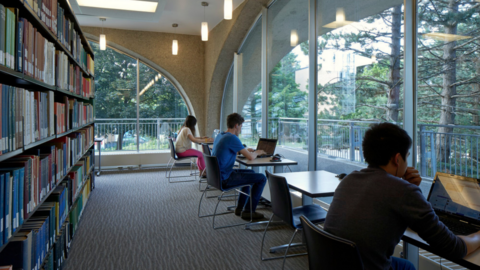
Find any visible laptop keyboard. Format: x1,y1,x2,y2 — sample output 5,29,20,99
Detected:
439,216,480,235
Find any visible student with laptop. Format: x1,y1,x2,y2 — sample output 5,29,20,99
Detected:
324,123,480,270
212,113,267,220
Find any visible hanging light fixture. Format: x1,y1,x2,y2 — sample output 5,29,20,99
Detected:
172,23,178,55
99,17,106,50
201,2,209,41
224,0,232,20
290,30,298,47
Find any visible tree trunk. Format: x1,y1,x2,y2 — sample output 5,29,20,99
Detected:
436,0,458,163
473,58,480,126
387,5,402,122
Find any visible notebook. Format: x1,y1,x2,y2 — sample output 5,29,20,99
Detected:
426,172,480,235
255,138,278,158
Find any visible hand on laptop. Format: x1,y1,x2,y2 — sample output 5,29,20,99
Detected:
403,167,422,186
247,148,255,152
255,150,266,156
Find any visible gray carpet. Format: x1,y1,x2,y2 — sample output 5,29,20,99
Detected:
64,169,312,270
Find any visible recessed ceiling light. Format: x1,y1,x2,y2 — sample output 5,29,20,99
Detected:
77,0,158,13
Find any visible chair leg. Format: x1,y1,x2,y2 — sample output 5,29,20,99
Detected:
167,160,196,183
198,188,234,218
261,227,307,261
260,215,274,261
212,185,253,230
282,229,299,270
165,158,173,177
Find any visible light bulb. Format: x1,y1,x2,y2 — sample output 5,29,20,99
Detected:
336,8,345,22
100,34,106,50
290,30,298,47
172,40,178,55
224,0,232,20
201,22,208,41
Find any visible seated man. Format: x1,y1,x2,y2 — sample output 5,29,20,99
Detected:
212,113,267,220
324,123,480,270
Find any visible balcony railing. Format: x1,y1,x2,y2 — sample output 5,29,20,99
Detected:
94,117,479,179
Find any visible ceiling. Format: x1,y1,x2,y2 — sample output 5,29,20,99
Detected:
69,0,245,35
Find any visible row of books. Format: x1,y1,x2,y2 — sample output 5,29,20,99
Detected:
0,6,95,91
54,99,94,135
25,0,92,73
0,84,94,155
0,126,93,247
68,178,91,240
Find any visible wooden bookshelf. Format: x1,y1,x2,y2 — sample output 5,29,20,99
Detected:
0,0,95,268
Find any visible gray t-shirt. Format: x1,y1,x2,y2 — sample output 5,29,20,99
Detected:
324,166,466,270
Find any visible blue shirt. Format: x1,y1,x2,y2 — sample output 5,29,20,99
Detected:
212,132,244,180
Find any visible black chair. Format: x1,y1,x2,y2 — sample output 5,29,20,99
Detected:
261,170,328,268
198,154,253,229
299,215,364,270
198,143,212,191
165,138,198,183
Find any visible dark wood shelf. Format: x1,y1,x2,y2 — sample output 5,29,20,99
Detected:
0,149,24,163
24,135,57,150
56,122,95,138
56,88,91,101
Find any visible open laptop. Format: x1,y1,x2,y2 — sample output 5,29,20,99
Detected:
427,172,480,235
256,138,278,158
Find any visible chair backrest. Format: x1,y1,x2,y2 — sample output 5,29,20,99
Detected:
168,138,178,160
265,170,294,227
201,143,212,155
299,216,364,270
203,154,222,190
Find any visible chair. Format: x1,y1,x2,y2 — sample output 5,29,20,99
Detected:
198,154,253,229
299,215,364,270
261,170,328,268
165,138,198,183
198,143,212,191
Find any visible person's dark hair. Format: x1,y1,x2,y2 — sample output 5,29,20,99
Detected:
226,113,245,129
362,123,412,167
181,115,197,135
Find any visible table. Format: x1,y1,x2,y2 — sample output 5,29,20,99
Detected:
94,137,104,176
274,170,341,205
236,157,298,201
403,228,480,269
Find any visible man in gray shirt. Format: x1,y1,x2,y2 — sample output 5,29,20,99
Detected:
324,123,480,270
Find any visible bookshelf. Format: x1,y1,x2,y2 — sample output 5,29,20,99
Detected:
0,0,95,269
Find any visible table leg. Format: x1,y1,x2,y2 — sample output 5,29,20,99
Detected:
403,243,419,269
97,141,102,176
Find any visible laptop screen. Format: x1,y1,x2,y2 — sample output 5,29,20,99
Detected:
427,172,480,222
256,138,277,155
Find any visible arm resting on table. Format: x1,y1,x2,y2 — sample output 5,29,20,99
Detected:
459,232,480,256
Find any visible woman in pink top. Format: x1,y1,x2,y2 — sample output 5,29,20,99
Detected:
175,116,213,177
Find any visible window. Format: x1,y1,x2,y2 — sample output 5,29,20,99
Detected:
316,0,404,170
267,0,309,172
91,41,189,153
417,0,480,179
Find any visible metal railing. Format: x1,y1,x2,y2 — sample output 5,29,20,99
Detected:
94,117,480,178
95,118,184,152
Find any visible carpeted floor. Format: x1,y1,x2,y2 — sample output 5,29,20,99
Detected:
64,169,313,270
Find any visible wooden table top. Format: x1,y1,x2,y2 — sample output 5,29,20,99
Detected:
274,170,341,198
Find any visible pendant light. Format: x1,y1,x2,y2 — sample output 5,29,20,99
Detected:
290,30,298,47
201,2,209,41
224,0,232,20
172,23,178,55
99,18,106,50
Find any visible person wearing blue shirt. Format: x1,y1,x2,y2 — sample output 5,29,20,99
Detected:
212,113,267,220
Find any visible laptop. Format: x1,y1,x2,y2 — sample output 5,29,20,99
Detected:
256,138,278,158
427,172,480,235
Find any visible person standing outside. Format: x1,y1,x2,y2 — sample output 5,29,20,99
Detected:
212,113,267,220
175,115,213,177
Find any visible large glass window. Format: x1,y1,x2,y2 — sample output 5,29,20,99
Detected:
92,42,138,152
316,0,404,172
238,18,263,147
267,0,309,172
139,62,188,151
417,0,480,180
91,41,189,153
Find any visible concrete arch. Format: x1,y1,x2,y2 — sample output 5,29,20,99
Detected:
84,32,196,119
